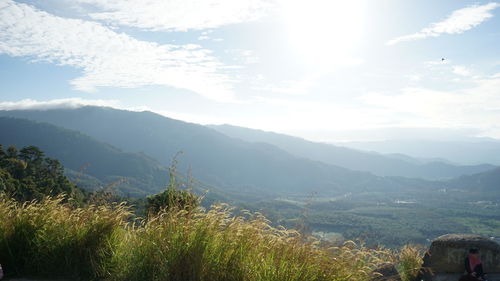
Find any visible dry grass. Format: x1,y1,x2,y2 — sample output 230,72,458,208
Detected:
396,244,425,281
0,194,129,280
0,195,405,281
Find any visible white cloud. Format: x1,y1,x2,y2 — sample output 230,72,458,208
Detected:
358,75,500,135
225,49,260,64
425,59,450,66
256,78,315,95
154,110,228,125
387,3,500,45
75,0,273,31
407,74,421,82
0,98,120,110
452,65,472,76
251,96,392,131
0,97,229,125
0,0,235,102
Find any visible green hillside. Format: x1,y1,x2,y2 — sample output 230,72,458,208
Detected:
448,167,500,192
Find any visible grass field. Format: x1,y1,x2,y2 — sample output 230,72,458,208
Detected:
0,194,426,281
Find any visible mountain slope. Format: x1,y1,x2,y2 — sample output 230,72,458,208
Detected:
447,167,500,192
0,117,168,196
209,124,495,179
0,107,439,196
338,139,500,166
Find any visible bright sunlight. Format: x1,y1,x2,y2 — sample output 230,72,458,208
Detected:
281,0,365,68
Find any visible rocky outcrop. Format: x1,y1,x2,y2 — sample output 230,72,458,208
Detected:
371,263,401,281
421,234,500,281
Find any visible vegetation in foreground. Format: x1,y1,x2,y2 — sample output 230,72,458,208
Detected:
0,194,427,281
0,145,426,280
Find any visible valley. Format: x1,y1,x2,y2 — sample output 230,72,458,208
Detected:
1,106,498,248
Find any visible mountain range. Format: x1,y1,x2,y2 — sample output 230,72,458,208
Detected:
209,124,495,179
337,139,500,166
0,107,498,200
0,117,168,197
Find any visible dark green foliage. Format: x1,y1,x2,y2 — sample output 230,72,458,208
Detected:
146,186,199,214
0,144,84,202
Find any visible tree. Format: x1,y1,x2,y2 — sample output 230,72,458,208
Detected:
0,144,6,160
19,146,44,163
0,145,85,203
6,145,17,158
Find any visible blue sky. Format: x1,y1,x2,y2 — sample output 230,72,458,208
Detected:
1,0,500,141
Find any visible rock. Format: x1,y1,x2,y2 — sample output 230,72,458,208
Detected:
421,234,500,281
420,273,500,281
424,234,500,273
372,263,401,281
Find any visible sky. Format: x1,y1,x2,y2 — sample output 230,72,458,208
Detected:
1,0,500,142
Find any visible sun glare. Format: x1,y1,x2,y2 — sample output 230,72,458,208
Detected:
281,0,365,68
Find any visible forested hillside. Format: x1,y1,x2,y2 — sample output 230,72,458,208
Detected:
1,109,498,248
448,167,500,192
0,107,441,197
0,117,168,196
210,124,496,179
0,144,84,202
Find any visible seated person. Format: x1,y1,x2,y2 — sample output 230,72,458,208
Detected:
460,248,487,281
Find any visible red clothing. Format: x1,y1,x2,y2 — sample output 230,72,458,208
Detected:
468,254,482,273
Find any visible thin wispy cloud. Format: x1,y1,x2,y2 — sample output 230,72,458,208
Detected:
453,65,472,76
0,0,235,102
225,49,260,65
0,97,228,125
0,98,120,110
387,3,500,45
252,96,392,131
75,0,273,31
255,78,315,96
359,75,500,135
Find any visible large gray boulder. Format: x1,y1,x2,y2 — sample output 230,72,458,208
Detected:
421,234,500,281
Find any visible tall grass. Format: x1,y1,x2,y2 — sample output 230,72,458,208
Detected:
0,194,401,281
396,244,425,281
0,194,129,280
112,204,394,281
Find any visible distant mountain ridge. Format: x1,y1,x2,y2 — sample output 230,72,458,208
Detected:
209,124,496,179
0,117,168,196
337,139,500,166
448,167,500,192
0,107,442,197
